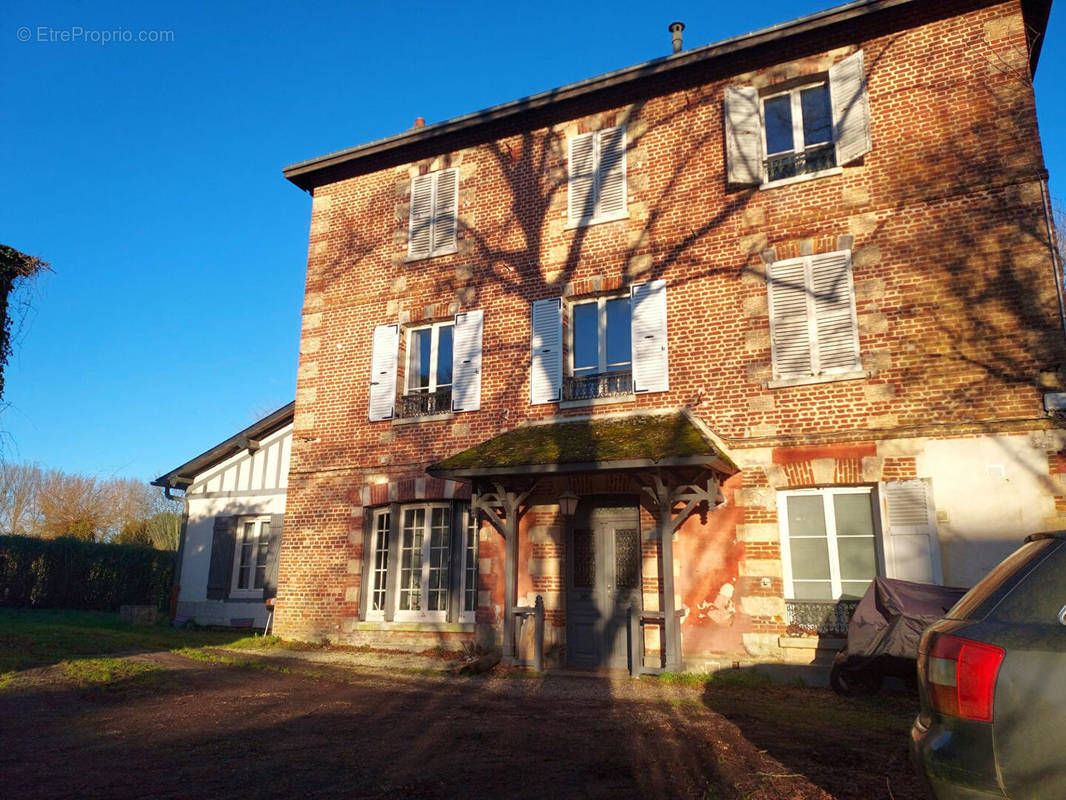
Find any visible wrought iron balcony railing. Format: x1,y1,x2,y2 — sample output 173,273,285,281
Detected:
765,144,837,183
562,371,633,402
398,388,452,418
785,599,859,637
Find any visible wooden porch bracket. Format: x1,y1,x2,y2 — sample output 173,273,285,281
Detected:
633,468,723,672
471,479,540,664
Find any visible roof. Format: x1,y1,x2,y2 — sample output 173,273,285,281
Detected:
427,411,738,479
282,0,1052,192
152,402,295,490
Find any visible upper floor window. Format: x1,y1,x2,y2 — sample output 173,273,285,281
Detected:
766,250,862,386
568,126,627,227
408,168,459,260
566,295,633,401
368,310,482,422
724,50,871,188
402,321,453,417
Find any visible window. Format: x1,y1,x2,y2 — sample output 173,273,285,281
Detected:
724,50,871,187
766,250,861,384
401,321,453,418
230,516,271,598
778,487,880,601
762,82,835,182
565,295,633,401
364,503,478,623
408,168,459,259
568,126,627,226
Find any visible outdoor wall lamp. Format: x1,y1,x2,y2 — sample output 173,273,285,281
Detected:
558,489,579,518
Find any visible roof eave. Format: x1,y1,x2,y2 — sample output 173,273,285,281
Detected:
283,0,925,191
427,453,737,481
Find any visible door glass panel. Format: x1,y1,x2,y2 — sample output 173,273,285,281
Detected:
841,579,873,599
409,328,432,391
833,493,874,536
399,508,424,611
572,304,599,376
463,510,478,614
837,536,877,582
426,506,450,611
572,528,595,589
605,298,632,371
372,512,390,612
793,580,834,600
763,94,794,155
614,528,640,590
254,521,270,589
436,324,453,389
789,537,831,581
787,495,827,536
800,84,832,146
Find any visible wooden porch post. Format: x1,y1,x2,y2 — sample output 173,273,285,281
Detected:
659,502,682,672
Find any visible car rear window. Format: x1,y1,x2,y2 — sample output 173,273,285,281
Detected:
945,538,1058,621
989,539,1066,623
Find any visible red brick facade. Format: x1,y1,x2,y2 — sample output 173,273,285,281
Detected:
276,0,1065,667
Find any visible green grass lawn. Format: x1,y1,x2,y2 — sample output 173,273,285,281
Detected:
0,608,253,676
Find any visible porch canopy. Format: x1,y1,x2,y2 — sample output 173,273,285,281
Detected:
427,410,737,669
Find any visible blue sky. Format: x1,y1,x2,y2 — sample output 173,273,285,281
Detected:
2,0,1065,483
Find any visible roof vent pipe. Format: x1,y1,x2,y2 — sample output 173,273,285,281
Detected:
669,21,685,54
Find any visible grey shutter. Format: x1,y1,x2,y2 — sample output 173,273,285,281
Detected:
830,50,872,165
724,85,764,186
530,298,562,404
368,324,399,422
432,168,459,255
206,516,236,600
568,132,596,224
451,308,483,412
880,480,942,584
767,257,814,379
810,251,861,374
597,126,627,219
630,280,669,393
408,173,434,258
263,514,284,599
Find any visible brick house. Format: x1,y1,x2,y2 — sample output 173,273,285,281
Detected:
269,0,1063,671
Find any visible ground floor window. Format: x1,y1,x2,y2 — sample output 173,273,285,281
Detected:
777,487,880,601
230,516,271,598
365,502,478,623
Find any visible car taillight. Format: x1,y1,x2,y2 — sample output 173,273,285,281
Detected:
925,633,1004,722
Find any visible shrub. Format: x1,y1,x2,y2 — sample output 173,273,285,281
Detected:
0,535,174,610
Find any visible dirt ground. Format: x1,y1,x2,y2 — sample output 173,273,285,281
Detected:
0,651,926,800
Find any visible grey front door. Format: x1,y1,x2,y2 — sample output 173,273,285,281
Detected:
566,499,642,668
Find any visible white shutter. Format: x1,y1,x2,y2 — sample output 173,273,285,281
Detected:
408,174,434,258
451,309,483,413
630,280,669,394
810,251,861,374
767,257,814,379
530,298,562,404
829,50,872,166
724,85,764,185
596,126,627,219
432,168,459,254
368,324,399,422
568,132,596,224
880,480,943,584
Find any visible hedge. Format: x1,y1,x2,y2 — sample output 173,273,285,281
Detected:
0,535,175,611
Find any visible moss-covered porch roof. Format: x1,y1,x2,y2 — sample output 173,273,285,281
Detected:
427,412,737,479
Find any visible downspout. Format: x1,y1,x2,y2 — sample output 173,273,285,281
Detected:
164,483,190,622
1038,178,1066,342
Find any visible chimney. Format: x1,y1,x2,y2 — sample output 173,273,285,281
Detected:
669,21,685,54
413,117,426,128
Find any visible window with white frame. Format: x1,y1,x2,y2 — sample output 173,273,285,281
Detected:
766,250,861,384
364,503,478,623
762,82,835,183
566,295,632,400
778,487,880,601
723,50,871,188
230,516,272,598
567,126,627,226
408,168,459,259
401,321,453,417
